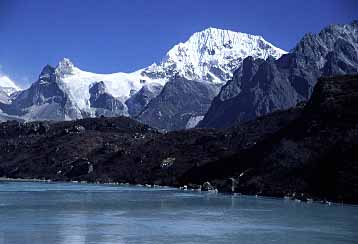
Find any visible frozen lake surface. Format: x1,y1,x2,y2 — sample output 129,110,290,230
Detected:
0,181,357,244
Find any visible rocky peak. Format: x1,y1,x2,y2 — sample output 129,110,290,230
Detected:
56,58,75,77
89,81,107,102
292,21,358,57
39,65,56,81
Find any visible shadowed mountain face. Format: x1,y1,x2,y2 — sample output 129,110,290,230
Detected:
138,77,221,131
187,75,358,203
199,21,358,129
89,81,127,117
0,65,82,121
125,83,163,118
0,75,357,203
0,88,10,104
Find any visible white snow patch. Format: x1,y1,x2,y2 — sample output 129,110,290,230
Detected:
0,75,20,95
144,27,287,84
186,115,204,129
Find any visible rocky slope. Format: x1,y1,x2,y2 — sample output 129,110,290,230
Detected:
138,76,222,131
199,21,358,128
0,75,357,203
189,75,358,203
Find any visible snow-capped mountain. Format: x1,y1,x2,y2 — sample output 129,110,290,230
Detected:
56,28,286,117
55,58,166,117
0,27,286,124
143,27,286,83
137,28,286,130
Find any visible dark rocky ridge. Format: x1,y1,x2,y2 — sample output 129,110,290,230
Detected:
199,21,358,128
0,75,357,203
187,75,358,203
89,81,127,116
0,88,10,104
125,83,163,117
0,106,302,187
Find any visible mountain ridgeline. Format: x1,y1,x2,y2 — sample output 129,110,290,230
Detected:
0,27,286,129
1,22,357,130
199,21,358,128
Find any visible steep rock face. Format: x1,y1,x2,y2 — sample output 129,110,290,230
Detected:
125,83,163,117
198,57,306,128
0,65,81,121
200,21,358,128
0,88,10,104
138,77,221,131
89,81,127,117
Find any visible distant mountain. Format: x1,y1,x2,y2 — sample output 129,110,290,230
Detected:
199,21,358,128
0,28,286,125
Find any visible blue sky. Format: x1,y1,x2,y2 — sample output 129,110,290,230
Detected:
0,0,357,87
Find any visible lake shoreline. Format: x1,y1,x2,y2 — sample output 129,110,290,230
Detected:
1,177,355,207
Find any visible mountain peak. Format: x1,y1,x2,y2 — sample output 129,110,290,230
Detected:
56,58,75,77
197,26,234,35
145,27,287,83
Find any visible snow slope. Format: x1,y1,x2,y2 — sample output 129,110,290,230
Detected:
143,27,287,83
56,58,167,114
0,75,20,95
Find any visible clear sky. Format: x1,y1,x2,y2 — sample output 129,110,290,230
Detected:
0,0,357,87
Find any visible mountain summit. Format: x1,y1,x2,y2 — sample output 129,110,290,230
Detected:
143,27,286,83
